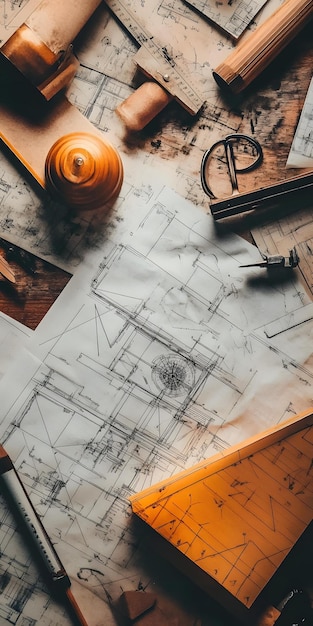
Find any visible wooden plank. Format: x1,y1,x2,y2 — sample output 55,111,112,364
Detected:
130,409,313,618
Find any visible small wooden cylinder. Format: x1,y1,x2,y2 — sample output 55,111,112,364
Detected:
116,82,173,132
213,0,313,94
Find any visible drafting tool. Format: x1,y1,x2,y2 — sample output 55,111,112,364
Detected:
273,589,313,625
104,0,205,131
208,169,313,220
0,0,123,211
200,133,263,200
185,0,269,40
0,443,89,626
259,588,313,626
240,246,299,270
213,0,313,95
0,254,16,283
130,408,313,624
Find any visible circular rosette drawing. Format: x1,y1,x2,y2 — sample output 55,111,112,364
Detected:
151,354,195,397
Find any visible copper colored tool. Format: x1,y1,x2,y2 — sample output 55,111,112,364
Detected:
0,1,124,211
45,132,124,211
0,0,102,100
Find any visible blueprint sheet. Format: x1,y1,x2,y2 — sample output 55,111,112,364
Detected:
0,0,285,273
2,0,312,307
287,76,313,168
0,176,313,624
0,1,312,624
185,0,269,39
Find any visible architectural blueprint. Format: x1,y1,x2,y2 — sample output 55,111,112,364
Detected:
0,180,313,624
0,1,312,624
287,76,313,168
185,0,269,39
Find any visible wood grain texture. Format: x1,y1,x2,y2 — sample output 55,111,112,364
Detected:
213,0,313,94
0,240,71,329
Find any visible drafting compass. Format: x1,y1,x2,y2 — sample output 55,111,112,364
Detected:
240,246,300,271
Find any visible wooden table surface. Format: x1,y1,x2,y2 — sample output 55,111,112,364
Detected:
0,240,71,330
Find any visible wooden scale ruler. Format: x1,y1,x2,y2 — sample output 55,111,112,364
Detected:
104,0,205,116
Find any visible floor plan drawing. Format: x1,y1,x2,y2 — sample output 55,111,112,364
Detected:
185,0,269,39
0,493,74,626
0,182,312,623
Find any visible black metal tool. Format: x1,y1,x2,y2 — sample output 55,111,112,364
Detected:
240,247,299,270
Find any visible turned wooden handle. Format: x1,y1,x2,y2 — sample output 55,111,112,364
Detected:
213,0,313,94
115,81,173,132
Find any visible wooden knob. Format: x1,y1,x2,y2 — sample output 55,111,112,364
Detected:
45,132,123,210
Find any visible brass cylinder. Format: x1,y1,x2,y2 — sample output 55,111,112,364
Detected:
213,0,313,94
45,133,124,211
0,0,102,99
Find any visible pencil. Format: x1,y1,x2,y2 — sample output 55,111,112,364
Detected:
0,444,89,626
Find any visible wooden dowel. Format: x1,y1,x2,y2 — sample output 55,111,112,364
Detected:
213,0,313,94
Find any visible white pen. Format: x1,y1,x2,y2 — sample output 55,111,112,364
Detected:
0,444,88,626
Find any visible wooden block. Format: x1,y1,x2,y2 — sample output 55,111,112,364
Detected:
130,408,313,623
118,591,156,621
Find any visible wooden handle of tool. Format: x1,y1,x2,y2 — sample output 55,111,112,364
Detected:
26,0,102,53
115,81,173,132
213,0,313,94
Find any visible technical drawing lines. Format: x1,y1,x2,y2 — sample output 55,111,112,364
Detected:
0,182,312,618
0,0,41,44
185,0,269,38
